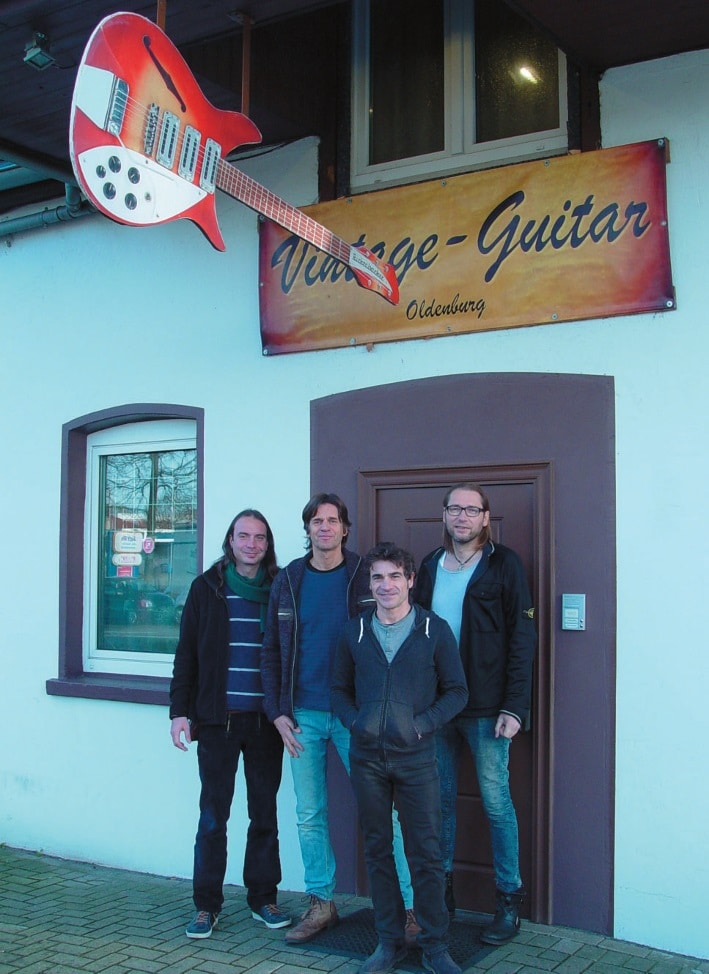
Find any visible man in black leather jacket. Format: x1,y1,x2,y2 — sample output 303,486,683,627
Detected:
414,483,536,946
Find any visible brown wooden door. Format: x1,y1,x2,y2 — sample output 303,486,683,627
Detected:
315,373,616,933
373,478,537,915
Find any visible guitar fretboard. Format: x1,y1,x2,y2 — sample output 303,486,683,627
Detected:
217,161,351,264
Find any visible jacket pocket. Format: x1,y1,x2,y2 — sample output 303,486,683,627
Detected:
471,581,503,631
351,702,381,746
384,701,421,748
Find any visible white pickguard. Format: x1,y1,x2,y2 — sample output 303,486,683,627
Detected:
72,64,120,133
77,145,207,226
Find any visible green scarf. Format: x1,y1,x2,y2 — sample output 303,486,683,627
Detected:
223,562,271,632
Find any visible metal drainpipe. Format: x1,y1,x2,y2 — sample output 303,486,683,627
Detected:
0,184,95,239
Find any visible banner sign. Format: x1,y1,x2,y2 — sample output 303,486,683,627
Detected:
258,139,674,356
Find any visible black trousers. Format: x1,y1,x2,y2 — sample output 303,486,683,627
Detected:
193,713,284,913
350,747,449,956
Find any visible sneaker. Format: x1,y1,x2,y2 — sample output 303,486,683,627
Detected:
422,949,461,974
252,903,292,929
186,910,218,939
359,941,408,973
404,908,422,946
285,895,338,943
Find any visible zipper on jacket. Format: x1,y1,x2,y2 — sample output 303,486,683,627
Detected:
379,658,392,759
363,615,426,750
286,567,298,719
346,555,362,615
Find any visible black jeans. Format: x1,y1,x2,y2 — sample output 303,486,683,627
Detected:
193,713,284,913
350,746,449,955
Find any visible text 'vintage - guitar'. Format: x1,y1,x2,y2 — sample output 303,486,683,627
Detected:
69,11,399,305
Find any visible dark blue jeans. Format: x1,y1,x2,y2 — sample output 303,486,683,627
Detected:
350,747,449,956
194,713,284,913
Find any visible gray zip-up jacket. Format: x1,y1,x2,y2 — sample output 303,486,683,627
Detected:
331,604,468,757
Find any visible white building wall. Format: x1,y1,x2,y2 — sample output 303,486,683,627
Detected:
0,51,707,959
600,50,709,959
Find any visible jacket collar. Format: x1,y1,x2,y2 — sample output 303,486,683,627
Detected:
360,602,431,640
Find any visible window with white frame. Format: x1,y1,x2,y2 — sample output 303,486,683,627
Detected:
351,0,568,191
83,420,198,679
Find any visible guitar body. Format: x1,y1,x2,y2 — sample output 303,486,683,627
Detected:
70,11,262,251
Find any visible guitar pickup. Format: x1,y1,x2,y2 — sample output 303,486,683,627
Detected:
178,125,201,181
143,103,159,156
157,111,180,168
106,77,129,136
200,138,220,194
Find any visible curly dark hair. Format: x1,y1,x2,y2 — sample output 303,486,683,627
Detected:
363,541,416,579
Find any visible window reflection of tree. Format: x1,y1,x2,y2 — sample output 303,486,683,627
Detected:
101,449,197,596
103,450,197,533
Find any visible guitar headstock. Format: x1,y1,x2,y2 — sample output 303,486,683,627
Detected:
349,246,400,305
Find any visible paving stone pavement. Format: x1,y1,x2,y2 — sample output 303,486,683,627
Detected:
1,846,707,974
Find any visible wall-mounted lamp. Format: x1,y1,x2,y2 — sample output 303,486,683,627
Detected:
24,32,56,71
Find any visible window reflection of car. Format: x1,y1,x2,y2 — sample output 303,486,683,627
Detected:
134,589,178,625
103,581,179,626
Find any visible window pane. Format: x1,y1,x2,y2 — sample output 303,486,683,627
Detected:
474,0,560,143
369,0,445,164
96,448,197,658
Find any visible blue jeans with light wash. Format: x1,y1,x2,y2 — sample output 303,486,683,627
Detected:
290,708,413,906
437,716,522,894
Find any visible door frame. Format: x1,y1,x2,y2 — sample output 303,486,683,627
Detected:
357,461,553,923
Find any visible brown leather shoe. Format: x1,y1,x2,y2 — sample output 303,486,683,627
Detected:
284,895,338,943
404,908,421,946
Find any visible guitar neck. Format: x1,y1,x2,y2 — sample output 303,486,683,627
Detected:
217,160,351,264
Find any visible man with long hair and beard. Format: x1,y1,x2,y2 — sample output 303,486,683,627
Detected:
170,509,291,939
414,484,536,946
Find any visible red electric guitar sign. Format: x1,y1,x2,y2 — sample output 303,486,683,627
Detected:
69,11,399,305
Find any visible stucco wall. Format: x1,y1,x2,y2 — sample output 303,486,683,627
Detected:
0,49,707,959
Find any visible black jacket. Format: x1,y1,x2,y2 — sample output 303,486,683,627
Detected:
331,604,468,757
414,542,536,724
260,549,372,724
169,565,232,724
